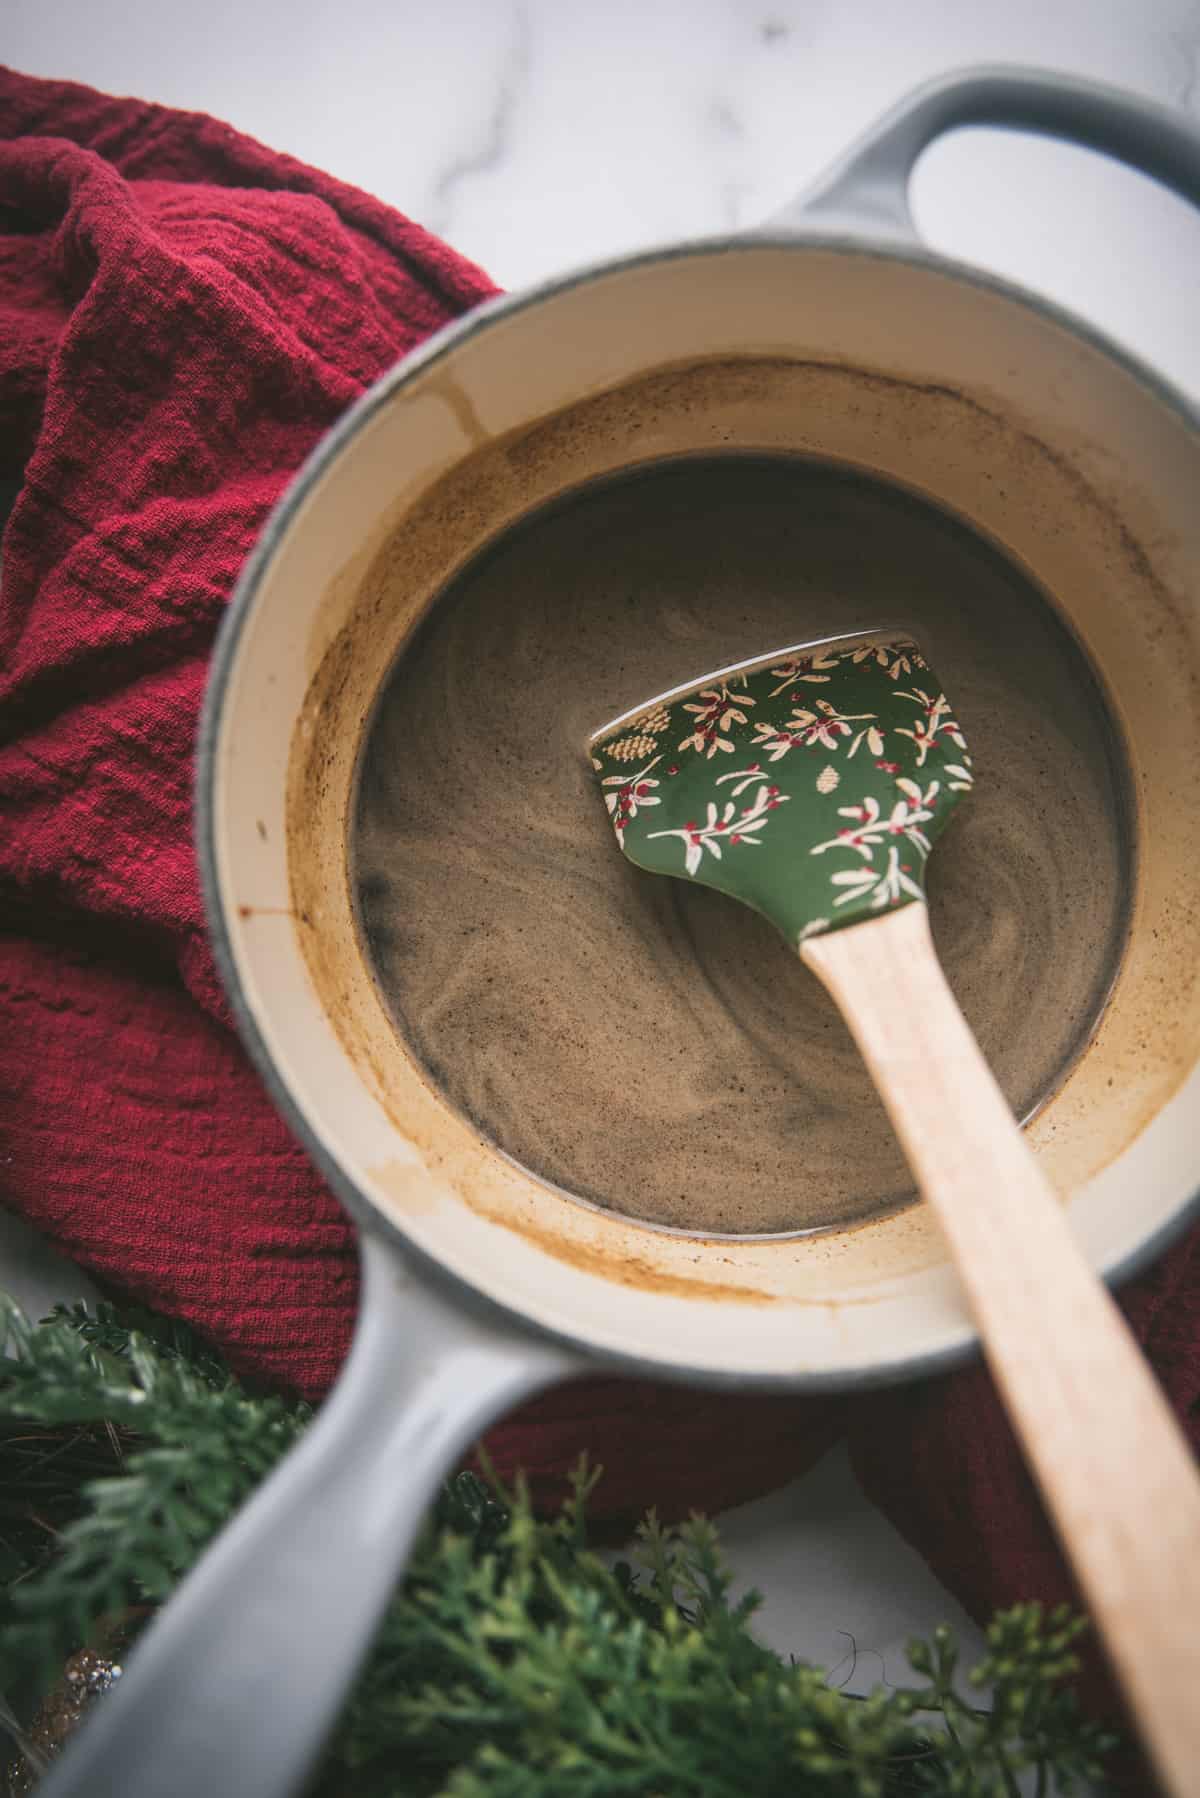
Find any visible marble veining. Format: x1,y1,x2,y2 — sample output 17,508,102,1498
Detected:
3,2,1199,1731
428,4,533,242
11,1,1198,401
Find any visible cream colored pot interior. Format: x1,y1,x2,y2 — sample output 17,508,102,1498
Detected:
209,243,1200,1384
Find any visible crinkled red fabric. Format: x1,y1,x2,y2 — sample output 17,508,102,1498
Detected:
0,64,839,1525
1,71,1197,1766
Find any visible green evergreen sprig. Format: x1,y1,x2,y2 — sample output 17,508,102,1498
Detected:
0,1296,308,1691
0,1297,1119,1795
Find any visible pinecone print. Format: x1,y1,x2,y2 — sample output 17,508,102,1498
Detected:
607,732,658,762
629,703,671,735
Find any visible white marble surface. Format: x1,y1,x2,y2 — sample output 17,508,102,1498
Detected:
7,0,1200,403
5,0,1200,1777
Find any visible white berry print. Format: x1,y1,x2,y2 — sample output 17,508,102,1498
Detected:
767,651,840,697
895,688,966,767
810,789,937,862
713,763,774,798
591,632,974,941
845,721,886,759
846,641,926,680
678,683,756,758
829,844,925,909
600,756,661,846
751,699,877,760
647,780,789,876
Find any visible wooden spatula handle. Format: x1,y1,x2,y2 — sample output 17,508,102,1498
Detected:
802,900,1200,1798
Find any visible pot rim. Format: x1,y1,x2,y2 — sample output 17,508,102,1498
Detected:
195,228,1200,1390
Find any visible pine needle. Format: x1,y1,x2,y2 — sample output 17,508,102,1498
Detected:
0,1297,1119,1795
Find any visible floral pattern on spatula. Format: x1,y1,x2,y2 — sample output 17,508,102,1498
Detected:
678,683,756,757
810,775,950,913
811,782,938,861
751,700,878,760
766,651,841,696
894,688,966,767
829,844,925,910
847,641,927,679
590,635,975,942
647,779,789,876
600,756,661,846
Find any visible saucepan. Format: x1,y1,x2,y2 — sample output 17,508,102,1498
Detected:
42,66,1200,1798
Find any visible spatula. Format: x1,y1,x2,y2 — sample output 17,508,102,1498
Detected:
590,632,1200,1798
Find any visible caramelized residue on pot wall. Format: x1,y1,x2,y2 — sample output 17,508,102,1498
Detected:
351,458,1133,1236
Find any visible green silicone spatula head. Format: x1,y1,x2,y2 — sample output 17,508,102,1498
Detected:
588,632,974,943
589,634,1200,1797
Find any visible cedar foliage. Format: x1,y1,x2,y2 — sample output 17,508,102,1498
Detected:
0,1298,1117,1794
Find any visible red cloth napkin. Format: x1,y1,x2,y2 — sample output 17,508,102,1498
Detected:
0,65,839,1525
1,65,1196,1761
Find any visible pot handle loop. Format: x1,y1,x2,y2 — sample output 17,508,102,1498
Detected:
37,1234,573,1798
770,66,1200,241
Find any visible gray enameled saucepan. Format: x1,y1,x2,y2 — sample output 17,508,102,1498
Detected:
42,66,1200,1798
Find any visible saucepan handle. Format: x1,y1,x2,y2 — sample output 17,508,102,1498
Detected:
767,65,1200,241
38,1233,573,1798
